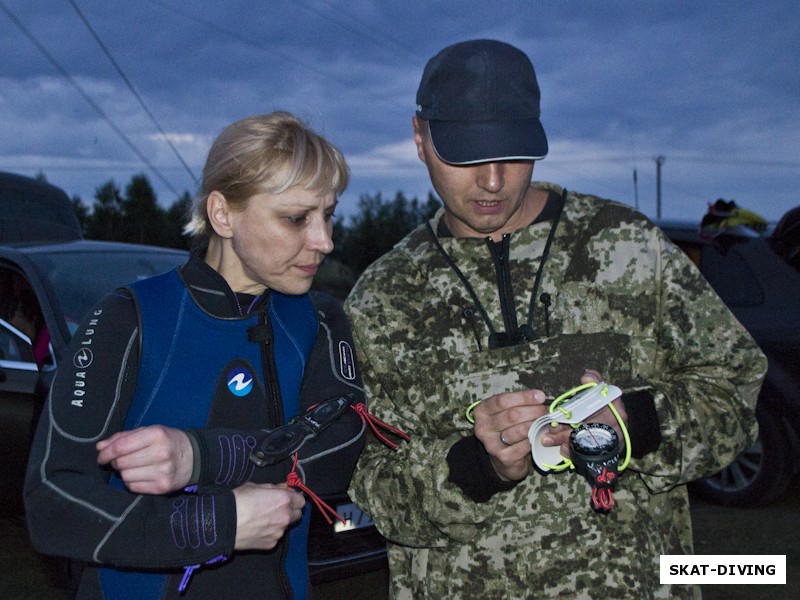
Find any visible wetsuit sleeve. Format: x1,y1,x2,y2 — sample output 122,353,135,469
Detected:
187,293,365,496
23,290,237,567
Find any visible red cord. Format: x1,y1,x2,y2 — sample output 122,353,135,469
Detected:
286,454,345,525
352,403,410,449
591,468,615,511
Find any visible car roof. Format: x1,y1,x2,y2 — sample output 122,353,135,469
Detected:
0,171,83,243
656,218,776,244
1,238,188,256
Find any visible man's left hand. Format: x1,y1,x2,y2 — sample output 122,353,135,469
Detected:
539,369,629,459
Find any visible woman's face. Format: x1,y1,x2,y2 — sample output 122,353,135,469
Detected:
221,186,336,295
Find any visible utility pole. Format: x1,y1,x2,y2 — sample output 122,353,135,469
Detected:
633,168,639,210
654,155,666,219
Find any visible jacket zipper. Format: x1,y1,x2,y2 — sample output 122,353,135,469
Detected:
487,234,521,335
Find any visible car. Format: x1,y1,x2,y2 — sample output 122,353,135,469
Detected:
0,239,190,516
660,204,800,506
0,171,388,589
307,492,387,584
0,171,83,244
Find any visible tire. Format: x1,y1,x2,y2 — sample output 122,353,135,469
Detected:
690,406,793,507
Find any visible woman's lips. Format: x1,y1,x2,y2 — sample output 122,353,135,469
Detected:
296,263,319,276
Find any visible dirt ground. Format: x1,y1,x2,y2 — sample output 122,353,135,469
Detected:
689,477,799,600
2,479,797,599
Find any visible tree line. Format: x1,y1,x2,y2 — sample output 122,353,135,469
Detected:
68,173,441,298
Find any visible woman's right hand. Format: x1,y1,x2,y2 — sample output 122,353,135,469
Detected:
232,482,305,550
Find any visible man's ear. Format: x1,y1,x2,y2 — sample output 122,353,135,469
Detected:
207,191,233,238
412,116,427,163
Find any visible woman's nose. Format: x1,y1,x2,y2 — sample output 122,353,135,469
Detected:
308,218,334,254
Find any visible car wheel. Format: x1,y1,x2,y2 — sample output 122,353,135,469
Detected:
690,406,793,507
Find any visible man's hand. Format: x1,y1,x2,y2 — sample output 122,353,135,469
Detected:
232,483,305,550
96,425,194,494
472,388,549,481
538,369,629,459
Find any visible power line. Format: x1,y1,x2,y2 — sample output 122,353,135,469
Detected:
544,154,800,168
66,0,198,185
295,0,424,63
142,0,409,111
0,0,181,197
665,156,800,168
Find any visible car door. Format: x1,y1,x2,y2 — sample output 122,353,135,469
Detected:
0,318,51,516
0,260,55,518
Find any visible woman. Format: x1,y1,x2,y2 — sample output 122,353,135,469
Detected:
24,112,367,599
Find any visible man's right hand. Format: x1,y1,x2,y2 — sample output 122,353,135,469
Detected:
232,483,305,550
471,388,549,481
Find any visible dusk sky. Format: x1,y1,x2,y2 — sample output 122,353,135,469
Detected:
1,0,798,224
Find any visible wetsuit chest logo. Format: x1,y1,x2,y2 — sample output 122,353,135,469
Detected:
227,366,254,397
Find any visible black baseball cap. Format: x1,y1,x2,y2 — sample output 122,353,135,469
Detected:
416,39,548,165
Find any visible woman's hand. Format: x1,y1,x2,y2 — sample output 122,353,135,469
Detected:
232,483,305,550
96,425,194,494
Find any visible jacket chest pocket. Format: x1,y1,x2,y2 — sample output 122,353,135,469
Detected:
434,332,635,437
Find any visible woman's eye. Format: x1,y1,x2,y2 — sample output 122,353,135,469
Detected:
287,214,306,225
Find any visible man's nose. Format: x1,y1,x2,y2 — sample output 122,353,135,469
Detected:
476,162,504,193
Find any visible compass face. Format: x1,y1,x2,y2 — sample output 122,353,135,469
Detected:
570,423,618,456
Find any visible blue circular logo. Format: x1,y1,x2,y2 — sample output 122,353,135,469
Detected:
227,367,254,397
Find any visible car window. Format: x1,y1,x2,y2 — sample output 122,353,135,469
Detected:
27,249,185,333
0,267,52,368
0,317,37,367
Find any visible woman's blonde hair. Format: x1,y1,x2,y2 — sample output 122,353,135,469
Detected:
184,111,349,239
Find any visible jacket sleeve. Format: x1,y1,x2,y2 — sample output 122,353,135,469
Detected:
188,293,366,496
23,291,237,568
345,266,475,547
624,225,766,491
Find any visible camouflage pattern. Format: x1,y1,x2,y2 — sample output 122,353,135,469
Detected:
345,182,766,599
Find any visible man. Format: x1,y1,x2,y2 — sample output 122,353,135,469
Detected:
345,39,766,599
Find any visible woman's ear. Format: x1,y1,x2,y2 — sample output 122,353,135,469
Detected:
207,191,233,238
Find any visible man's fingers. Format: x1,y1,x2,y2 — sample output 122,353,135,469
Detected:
477,388,548,417
580,369,603,384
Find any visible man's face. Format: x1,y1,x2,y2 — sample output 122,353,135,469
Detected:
413,117,536,240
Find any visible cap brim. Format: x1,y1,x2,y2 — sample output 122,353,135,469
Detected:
428,118,548,165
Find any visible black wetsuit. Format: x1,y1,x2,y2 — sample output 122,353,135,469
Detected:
24,252,366,599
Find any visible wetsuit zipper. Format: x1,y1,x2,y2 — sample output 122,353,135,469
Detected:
253,304,293,599
255,311,284,427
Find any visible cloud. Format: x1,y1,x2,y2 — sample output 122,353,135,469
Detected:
0,0,797,220
347,139,419,173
